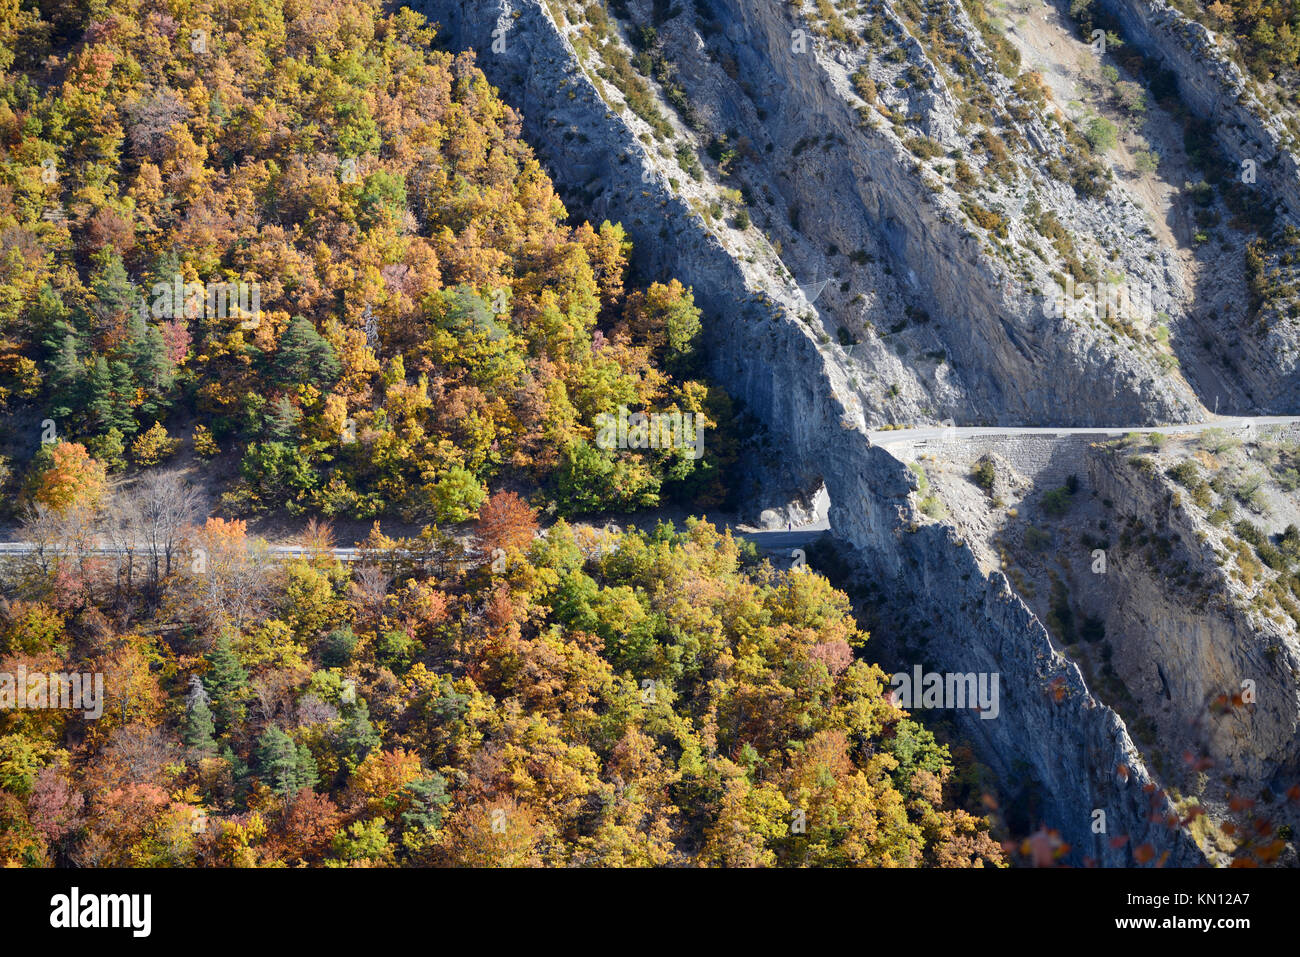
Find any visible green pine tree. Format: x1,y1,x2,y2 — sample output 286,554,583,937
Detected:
273,316,340,390
87,249,135,335
31,283,79,354
86,356,138,439
338,697,381,768
128,313,175,418
256,726,300,795
256,727,317,796
205,635,248,731
265,396,302,440
294,743,319,792
182,676,217,754
400,773,450,833
45,333,84,421
143,250,181,303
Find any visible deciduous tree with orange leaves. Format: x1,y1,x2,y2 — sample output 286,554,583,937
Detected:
476,490,539,555
25,443,107,516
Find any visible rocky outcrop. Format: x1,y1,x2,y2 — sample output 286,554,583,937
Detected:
1090,0,1300,413
843,446,1205,863
681,0,1207,425
899,427,1300,793
887,431,1120,488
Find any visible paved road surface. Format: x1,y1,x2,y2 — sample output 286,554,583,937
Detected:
0,542,373,562
734,528,829,553
868,415,1300,446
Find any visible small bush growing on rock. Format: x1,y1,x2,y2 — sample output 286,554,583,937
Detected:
1200,428,1241,455
1280,524,1300,564
1234,519,1286,569
852,67,877,103
1085,117,1117,152
963,202,1007,236
1234,472,1267,510
1127,454,1156,476
1116,80,1146,114
1168,460,1201,487
1024,526,1051,550
675,143,702,179
908,461,929,492
920,495,947,519
953,159,978,189
1042,486,1073,516
1047,578,1075,642
904,135,945,160
971,458,996,492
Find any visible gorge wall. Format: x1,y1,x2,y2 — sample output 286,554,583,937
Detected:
894,426,1300,798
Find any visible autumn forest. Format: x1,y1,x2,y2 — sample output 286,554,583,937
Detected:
0,0,1007,867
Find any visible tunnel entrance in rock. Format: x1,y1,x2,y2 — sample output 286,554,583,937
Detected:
754,482,829,532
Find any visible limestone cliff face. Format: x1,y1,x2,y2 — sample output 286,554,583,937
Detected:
897,427,1300,818
1084,447,1300,785
671,0,1204,426
418,0,1204,864
845,448,1205,864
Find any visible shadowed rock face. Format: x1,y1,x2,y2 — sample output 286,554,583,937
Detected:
889,427,1300,794
1082,449,1300,785
414,0,1212,864
842,447,1207,864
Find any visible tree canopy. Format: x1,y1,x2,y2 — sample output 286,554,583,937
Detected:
0,512,1004,868
0,0,740,524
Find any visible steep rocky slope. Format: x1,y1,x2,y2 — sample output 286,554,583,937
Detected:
1098,0,1300,215
902,426,1300,861
1080,0,1300,411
